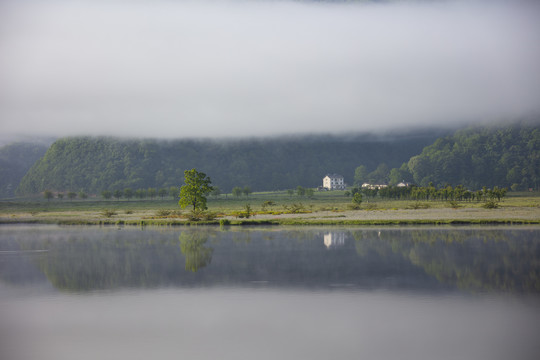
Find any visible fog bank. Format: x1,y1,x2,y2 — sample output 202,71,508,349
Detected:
1,0,539,139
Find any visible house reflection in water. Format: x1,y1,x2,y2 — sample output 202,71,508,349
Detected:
324,232,346,248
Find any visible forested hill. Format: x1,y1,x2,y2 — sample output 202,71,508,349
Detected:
404,123,540,190
0,143,48,198
16,132,442,195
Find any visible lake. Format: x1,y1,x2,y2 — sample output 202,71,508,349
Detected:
1,225,539,360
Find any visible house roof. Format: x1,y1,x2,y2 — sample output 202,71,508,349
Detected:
324,173,344,178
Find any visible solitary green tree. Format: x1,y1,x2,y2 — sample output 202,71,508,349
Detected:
179,169,214,211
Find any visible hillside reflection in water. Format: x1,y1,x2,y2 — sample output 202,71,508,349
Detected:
1,225,539,360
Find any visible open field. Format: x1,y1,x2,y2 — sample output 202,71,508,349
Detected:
1,191,539,226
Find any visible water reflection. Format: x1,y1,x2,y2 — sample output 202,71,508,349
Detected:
352,228,540,293
0,226,539,294
179,231,213,272
2,225,540,360
323,232,346,248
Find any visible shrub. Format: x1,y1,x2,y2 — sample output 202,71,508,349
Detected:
155,209,172,217
483,200,500,209
185,209,217,221
261,200,276,211
185,209,204,221
202,211,217,221
283,203,308,214
101,209,117,218
364,203,378,210
407,202,431,210
447,201,460,209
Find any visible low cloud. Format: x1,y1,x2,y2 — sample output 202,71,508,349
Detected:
1,0,539,139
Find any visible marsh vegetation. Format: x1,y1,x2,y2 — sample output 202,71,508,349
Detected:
1,190,538,226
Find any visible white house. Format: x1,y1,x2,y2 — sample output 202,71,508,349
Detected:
323,174,346,190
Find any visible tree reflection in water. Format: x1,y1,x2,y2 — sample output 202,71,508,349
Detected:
352,228,540,293
2,226,539,293
179,232,214,272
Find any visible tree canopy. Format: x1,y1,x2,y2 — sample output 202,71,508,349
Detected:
178,169,214,211
402,123,540,190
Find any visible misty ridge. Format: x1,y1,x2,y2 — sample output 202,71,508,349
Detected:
1,0,539,139
0,120,536,199
11,129,444,197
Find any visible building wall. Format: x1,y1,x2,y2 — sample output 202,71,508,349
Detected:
323,175,345,190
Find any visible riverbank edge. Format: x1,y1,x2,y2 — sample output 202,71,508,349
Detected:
1,218,539,226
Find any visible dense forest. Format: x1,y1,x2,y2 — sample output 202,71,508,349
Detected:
352,122,540,191
0,143,48,198
402,123,540,190
16,132,440,196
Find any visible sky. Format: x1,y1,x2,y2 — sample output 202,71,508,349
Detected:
1,0,539,140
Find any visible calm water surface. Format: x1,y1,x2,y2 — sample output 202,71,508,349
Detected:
1,225,539,360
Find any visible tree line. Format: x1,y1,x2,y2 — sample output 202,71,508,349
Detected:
351,184,507,202
43,187,180,201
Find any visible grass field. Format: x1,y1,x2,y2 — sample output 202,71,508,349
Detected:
1,190,539,226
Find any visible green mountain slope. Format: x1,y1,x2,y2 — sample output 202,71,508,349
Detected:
405,123,540,190
16,133,440,195
0,143,49,198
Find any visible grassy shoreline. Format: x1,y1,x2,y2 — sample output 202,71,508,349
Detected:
1,191,539,227
1,218,539,227
1,212,539,227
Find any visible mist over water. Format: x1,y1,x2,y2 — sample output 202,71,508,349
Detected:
1,0,539,139
1,225,540,360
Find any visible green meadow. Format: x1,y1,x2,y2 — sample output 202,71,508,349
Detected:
1,190,539,226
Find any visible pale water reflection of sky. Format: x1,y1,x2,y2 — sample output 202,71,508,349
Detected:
1,0,539,140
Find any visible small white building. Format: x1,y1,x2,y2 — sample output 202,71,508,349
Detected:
397,182,411,187
361,183,388,190
323,174,346,190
